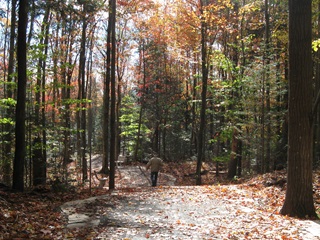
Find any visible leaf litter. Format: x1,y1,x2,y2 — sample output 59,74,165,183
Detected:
1,163,320,239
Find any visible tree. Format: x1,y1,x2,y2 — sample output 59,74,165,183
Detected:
280,0,317,219
102,21,111,175
78,2,88,182
109,0,117,190
133,38,146,161
314,0,320,166
3,0,17,185
12,0,28,192
196,0,209,185
33,4,51,186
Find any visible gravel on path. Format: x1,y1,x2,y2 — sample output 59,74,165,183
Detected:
60,166,320,240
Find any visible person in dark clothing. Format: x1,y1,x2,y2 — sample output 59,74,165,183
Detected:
146,155,163,187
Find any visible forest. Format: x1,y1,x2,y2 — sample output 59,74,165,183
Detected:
0,0,320,236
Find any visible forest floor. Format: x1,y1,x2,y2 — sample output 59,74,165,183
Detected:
1,157,320,239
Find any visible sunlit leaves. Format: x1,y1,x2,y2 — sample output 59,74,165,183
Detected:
120,95,151,154
239,0,263,16
0,97,16,108
0,117,14,125
211,50,234,73
312,39,320,52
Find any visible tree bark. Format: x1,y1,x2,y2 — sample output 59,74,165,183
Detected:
102,11,111,174
33,6,50,186
196,0,208,185
280,0,317,219
3,0,17,185
134,40,146,162
314,1,320,166
80,17,88,181
227,128,238,179
264,0,271,173
109,0,117,189
12,0,28,192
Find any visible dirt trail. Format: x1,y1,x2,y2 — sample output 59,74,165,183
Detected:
95,186,320,239
60,165,320,240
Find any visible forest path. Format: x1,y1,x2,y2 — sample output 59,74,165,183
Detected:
60,165,320,239
90,154,177,188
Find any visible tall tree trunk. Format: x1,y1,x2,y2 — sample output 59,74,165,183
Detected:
62,27,75,176
162,113,167,159
40,11,50,184
27,0,35,45
280,0,317,219
260,72,265,173
196,0,208,185
184,73,190,132
227,128,238,179
264,0,271,173
237,140,242,176
109,0,117,189
76,7,88,182
116,79,121,158
80,17,88,181
116,55,123,159
153,123,160,153
102,12,111,174
102,58,110,173
116,18,129,157
227,1,242,179
314,1,320,165
33,7,50,186
275,55,288,169
134,106,143,161
191,54,198,155
134,40,146,162
87,36,94,193
75,16,83,179
52,22,60,124
3,0,17,185
12,0,28,192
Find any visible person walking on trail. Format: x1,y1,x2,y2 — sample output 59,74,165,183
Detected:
146,154,163,187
